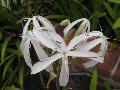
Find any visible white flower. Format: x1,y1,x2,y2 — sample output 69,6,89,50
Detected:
20,16,108,86
30,18,108,86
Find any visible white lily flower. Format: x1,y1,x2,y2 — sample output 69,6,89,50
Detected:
31,18,104,86
21,16,108,86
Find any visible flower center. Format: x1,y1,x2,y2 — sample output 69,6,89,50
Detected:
62,50,67,57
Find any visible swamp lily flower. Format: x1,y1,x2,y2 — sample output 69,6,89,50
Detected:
20,16,108,86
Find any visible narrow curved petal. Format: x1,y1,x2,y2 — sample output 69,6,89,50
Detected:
30,37,48,61
22,19,32,39
32,16,44,30
67,51,99,60
20,38,32,68
59,57,69,86
82,61,98,68
30,30,61,51
30,36,54,72
45,65,53,72
99,38,108,57
88,31,104,37
46,31,66,49
89,56,104,63
77,38,103,51
64,18,89,36
37,16,55,32
66,33,89,51
31,53,63,74
75,19,90,36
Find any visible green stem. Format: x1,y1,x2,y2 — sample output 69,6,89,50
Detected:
62,86,67,90
39,73,45,89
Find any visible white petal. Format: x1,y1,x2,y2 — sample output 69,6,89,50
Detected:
99,38,108,56
22,19,32,39
66,33,89,51
45,65,53,72
64,18,89,36
88,31,104,37
77,38,103,51
67,51,100,61
89,57,104,63
32,16,44,30
31,53,63,74
29,30,61,51
82,61,98,68
75,19,90,36
31,36,54,73
46,31,66,49
20,38,32,68
37,16,55,32
59,57,69,86
30,36,48,61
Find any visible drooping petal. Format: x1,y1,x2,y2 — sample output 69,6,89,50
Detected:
30,36,48,61
32,16,45,30
64,18,89,36
45,31,66,49
67,31,107,51
30,30,61,51
87,31,104,37
22,18,32,39
66,33,89,51
82,61,98,68
37,16,55,32
99,37,108,57
59,57,69,86
30,36,54,72
89,56,104,63
75,19,90,36
20,38,32,68
31,53,63,74
20,18,32,68
67,51,101,62
77,38,103,51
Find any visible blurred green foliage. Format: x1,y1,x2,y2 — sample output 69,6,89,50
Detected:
0,0,119,90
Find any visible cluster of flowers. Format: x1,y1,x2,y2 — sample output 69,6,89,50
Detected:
20,16,108,86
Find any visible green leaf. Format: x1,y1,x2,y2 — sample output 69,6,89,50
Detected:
112,17,120,29
108,0,120,4
3,57,15,79
73,0,91,15
1,36,12,65
103,1,117,20
109,42,119,51
5,86,22,90
68,0,80,18
0,31,2,39
104,81,112,90
54,2,65,15
61,86,67,90
19,60,24,89
46,15,74,20
0,6,17,27
90,67,98,90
